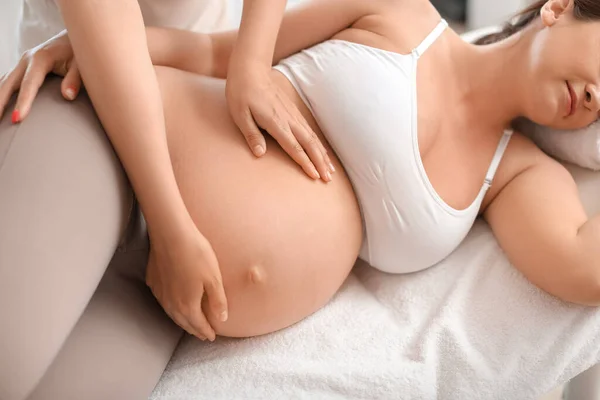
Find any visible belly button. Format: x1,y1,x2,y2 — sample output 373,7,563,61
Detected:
248,266,266,285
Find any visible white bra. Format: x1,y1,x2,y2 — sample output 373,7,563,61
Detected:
274,19,512,273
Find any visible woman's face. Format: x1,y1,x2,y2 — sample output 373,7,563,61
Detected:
525,0,600,129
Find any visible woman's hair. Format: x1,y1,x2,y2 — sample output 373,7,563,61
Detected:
475,0,600,45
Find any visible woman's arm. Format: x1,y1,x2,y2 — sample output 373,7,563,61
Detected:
484,152,600,305
56,0,186,237
146,0,381,78
56,0,227,341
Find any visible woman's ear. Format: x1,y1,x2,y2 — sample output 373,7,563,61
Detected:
541,0,573,27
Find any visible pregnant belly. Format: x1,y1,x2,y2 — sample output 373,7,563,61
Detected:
156,67,363,337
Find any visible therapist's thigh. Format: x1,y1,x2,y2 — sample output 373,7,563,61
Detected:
0,77,132,400
27,209,183,400
564,364,600,400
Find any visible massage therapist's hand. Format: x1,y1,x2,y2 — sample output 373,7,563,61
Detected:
226,61,335,182
146,227,228,342
0,29,81,123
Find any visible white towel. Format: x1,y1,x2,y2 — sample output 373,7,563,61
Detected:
151,166,600,400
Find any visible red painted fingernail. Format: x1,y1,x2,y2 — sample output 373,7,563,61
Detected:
65,88,75,100
11,110,20,124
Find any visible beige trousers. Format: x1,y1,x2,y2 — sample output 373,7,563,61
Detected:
0,78,182,400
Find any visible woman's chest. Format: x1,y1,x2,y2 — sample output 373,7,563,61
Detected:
274,29,502,213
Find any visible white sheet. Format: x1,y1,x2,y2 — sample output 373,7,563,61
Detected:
151,165,600,400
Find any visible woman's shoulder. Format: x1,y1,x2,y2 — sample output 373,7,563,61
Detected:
386,0,441,15
352,0,443,51
481,130,571,210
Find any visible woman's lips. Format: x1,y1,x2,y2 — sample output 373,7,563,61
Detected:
566,81,577,117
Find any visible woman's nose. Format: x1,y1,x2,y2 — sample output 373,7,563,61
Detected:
584,83,600,113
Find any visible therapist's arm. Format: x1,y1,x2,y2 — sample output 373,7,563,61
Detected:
56,0,227,341
230,0,288,70
225,0,335,183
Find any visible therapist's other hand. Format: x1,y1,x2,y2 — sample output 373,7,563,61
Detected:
146,227,228,342
225,61,335,182
0,29,81,123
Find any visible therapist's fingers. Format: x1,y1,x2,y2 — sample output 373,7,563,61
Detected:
251,100,319,180
169,310,200,338
0,60,26,121
204,270,228,324
237,108,268,158
290,118,331,182
61,60,82,101
187,294,217,342
298,115,336,174
14,56,52,121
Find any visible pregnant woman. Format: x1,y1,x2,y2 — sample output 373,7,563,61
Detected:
2,0,600,398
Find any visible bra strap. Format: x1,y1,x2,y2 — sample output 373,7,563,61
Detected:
483,129,513,188
412,19,448,59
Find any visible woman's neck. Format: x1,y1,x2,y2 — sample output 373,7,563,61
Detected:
443,29,533,134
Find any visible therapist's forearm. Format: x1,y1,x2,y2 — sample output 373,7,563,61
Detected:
57,0,194,241
231,0,287,67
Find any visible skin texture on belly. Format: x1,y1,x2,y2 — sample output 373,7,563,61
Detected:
155,66,363,337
